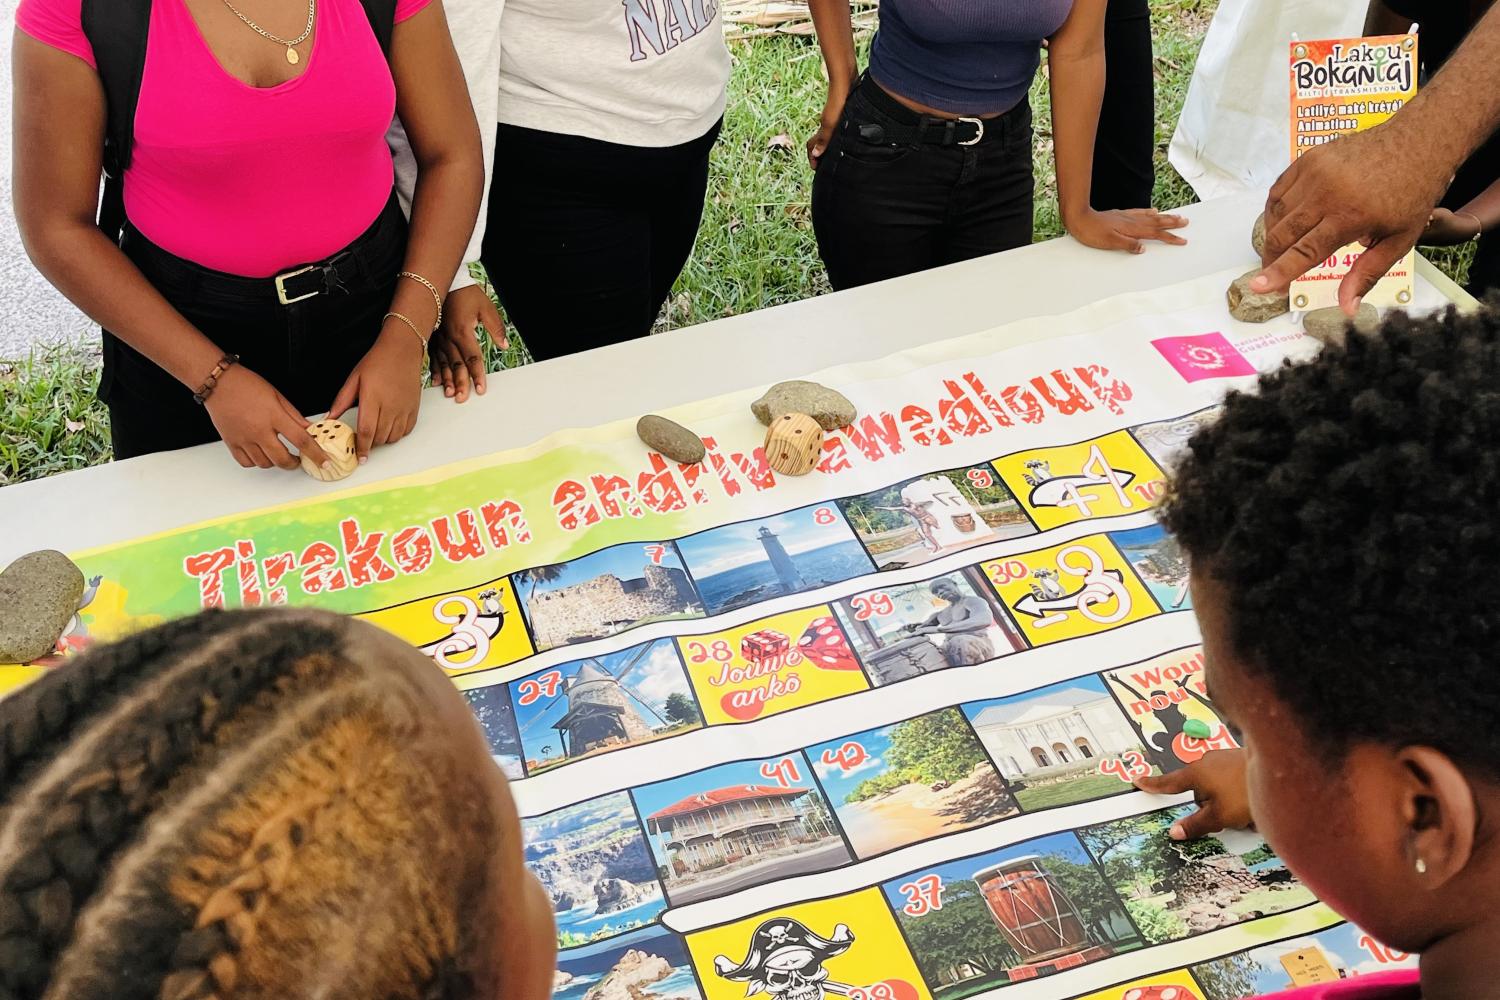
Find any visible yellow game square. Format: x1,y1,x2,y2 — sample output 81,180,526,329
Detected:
1072,969,1206,1000
687,888,930,1000
980,536,1159,645
993,430,1168,531
680,606,870,726
0,577,159,685
357,576,533,677
0,665,47,698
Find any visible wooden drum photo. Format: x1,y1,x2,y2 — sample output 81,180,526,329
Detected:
973,856,1095,962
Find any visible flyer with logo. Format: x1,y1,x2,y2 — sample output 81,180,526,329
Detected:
1287,33,1419,311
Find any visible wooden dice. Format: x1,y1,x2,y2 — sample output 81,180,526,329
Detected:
301,419,358,482
764,412,824,476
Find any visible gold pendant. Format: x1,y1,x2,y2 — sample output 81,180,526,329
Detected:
286,46,300,65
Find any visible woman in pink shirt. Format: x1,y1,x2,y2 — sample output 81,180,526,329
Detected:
1133,305,1500,1000
12,0,484,467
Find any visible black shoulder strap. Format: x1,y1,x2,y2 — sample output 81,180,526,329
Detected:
78,0,397,240
360,0,399,57
81,0,152,239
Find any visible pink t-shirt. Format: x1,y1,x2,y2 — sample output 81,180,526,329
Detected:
1257,970,1420,1000
16,0,431,276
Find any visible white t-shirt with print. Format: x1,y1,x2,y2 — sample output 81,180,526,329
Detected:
390,0,506,292
496,0,731,147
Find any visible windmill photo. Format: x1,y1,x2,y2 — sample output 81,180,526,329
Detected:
518,641,702,769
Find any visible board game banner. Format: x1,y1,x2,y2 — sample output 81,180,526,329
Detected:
1,266,1451,1000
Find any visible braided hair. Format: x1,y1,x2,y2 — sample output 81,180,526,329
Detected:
0,609,502,1000
1161,304,1500,775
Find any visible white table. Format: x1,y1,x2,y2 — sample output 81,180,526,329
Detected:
0,191,1475,562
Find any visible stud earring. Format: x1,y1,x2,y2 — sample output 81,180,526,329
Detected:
1415,858,1428,875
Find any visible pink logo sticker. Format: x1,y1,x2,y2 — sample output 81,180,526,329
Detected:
1152,333,1258,382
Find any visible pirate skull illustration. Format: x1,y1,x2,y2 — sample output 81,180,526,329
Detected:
714,919,855,1000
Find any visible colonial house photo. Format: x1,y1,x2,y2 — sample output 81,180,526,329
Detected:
633,757,850,905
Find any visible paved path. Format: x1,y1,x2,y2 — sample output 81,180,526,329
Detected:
0,0,96,358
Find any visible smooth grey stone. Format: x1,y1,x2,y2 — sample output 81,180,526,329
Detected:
636,414,706,464
751,380,857,432
0,550,85,664
1304,303,1381,347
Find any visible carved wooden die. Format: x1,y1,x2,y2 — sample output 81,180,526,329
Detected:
764,412,823,476
301,419,358,482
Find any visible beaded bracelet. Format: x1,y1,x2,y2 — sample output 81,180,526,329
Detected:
192,354,240,406
399,271,444,330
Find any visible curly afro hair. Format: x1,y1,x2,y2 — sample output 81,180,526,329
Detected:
1161,305,1500,773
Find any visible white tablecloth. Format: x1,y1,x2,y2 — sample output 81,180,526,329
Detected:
0,192,1474,563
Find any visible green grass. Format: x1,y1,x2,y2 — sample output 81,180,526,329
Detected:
0,0,1473,484
1013,771,1136,811
0,349,111,486
1231,884,1316,919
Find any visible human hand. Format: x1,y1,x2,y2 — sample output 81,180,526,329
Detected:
432,283,502,402
1421,207,1484,247
1066,207,1189,254
1256,121,1450,313
1134,749,1251,841
205,365,332,471
807,93,847,169
329,323,425,463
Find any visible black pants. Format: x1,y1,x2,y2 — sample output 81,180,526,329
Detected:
481,121,721,361
1378,9,1499,296
812,76,1035,291
102,195,406,459
1442,145,1500,297
1093,0,1156,211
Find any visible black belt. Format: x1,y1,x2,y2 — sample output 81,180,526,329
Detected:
843,115,989,148
119,191,403,308
271,252,357,305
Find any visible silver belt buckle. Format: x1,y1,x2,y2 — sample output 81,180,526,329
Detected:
274,264,320,306
958,117,985,146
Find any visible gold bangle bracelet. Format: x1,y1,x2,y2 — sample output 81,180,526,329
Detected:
1457,211,1485,243
384,311,428,351
399,271,443,330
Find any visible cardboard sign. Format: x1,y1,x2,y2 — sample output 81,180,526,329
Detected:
1288,33,1419,311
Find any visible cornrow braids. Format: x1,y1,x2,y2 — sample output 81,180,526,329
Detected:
0,613,229,802
1161,303,1500,777
0,609,503,1000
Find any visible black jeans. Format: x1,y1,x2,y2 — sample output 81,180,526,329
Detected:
481,121,721,361
812,76,1035,291
1093,0,1156,211
102,195,406,459
1420,28,1500,297
1444,146,1500,298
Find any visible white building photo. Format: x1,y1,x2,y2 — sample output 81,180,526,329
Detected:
970,685,1143,780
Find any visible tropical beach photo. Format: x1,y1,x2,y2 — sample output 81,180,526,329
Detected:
809,708,1017,858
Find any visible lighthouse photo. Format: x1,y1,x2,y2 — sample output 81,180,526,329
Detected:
679,504,877,615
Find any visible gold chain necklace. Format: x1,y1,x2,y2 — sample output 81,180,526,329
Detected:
218,0,317,65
